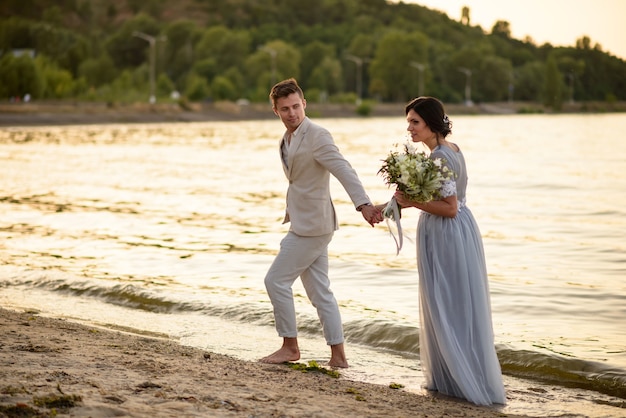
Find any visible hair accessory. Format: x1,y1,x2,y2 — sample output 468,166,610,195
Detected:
443,114,450,126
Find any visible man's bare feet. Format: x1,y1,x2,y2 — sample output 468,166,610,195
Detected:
328,343,349,368
328,358,349,368
260,337,300,364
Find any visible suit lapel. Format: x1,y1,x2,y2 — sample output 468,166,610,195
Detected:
280,137,289,177
286,117,309,177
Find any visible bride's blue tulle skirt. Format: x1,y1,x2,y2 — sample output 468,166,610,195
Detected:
417,206,506,406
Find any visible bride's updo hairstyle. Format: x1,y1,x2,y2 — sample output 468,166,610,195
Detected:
405,96,452,138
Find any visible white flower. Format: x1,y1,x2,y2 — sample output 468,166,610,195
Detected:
378,141,451,204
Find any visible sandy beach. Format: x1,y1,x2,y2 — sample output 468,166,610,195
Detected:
0,308,525,417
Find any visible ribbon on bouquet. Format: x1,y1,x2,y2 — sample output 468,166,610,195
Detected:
383,197,403,255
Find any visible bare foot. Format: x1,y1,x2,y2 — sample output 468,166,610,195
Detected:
328,358,349,368
259,346,300,364
328,343,348,368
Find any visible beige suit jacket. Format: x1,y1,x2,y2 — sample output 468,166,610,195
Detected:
281,117,371,236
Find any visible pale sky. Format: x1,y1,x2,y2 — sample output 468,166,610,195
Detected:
400,0,626,60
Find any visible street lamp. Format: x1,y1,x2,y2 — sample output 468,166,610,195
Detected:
458,67,473,106
259,46,277,87
410,62,426,97
346,54,368,105
508,71,515,103
133,31,166,104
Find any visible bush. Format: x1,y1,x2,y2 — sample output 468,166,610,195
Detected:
185,73,210,101
356,100,374,116
0,54,42,99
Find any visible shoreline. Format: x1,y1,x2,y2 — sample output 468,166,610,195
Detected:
0,307,525,417
1,100,625,127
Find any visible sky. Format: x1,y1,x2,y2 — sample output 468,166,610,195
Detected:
400,0,626,60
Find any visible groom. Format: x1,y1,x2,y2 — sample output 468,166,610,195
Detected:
260,78,382,368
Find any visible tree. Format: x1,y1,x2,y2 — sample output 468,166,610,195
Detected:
543,54,563,110
0,17,34,50
369,30,429,101
476,55,513,101
221,67,245,98
2,0,626,104
156,73,175,98
309,56,343,96
0,17,90,77
576,36,592,51
104,13,162,69
444,41,492,103
514,61,544,101
491,20,511,38
345,33,376,98
555,55,585,103
300,41,336,91
0,53,42,99
246,40,301,95
36,56,75,98
184,72,210,101
211,76,237,101
78,54,116,87
105,70,145,102
192,58,218,86
461,6,470,26
162,20,202,85
195,26,251,74
346,33,376,59
42,6,63,25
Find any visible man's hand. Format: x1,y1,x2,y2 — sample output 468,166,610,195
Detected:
360,204,383,227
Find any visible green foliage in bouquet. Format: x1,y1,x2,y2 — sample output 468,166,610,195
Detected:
378,142,451,204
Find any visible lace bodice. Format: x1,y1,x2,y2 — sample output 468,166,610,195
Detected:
440,179,456,198
431,144,468,209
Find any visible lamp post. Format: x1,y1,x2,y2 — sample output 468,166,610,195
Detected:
458,67,473,106
345,54,366,105
259,46,277,87
410,62,426,96
568,71,575,104
133,31,166,104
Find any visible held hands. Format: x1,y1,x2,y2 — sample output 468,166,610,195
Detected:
360,204,384,227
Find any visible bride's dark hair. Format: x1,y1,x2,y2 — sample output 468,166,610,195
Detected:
405,97,452,138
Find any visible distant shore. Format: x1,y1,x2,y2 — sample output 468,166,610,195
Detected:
0,100,624,127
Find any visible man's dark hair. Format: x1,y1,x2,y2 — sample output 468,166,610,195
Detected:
270,78,304,107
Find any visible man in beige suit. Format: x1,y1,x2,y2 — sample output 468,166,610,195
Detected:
260,78,382,368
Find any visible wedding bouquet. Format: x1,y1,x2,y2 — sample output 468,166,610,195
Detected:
378,141,451,207
378,142,451,254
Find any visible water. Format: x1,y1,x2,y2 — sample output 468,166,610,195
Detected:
1,114,625,417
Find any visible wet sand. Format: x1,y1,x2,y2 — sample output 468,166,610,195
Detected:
0,308,525,417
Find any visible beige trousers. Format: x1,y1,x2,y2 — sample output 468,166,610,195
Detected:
264,231,344,345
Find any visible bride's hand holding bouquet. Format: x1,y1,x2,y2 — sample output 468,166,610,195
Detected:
377,141,451,253
378,141,451,212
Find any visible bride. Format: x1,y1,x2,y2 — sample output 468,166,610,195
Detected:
378,96,506,406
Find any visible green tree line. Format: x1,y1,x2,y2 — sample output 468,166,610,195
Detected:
1,0,625,110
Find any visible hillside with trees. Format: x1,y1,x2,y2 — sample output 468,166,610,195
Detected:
1,0,625,111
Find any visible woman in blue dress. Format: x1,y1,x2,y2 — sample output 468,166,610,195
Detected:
393,97,506,406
